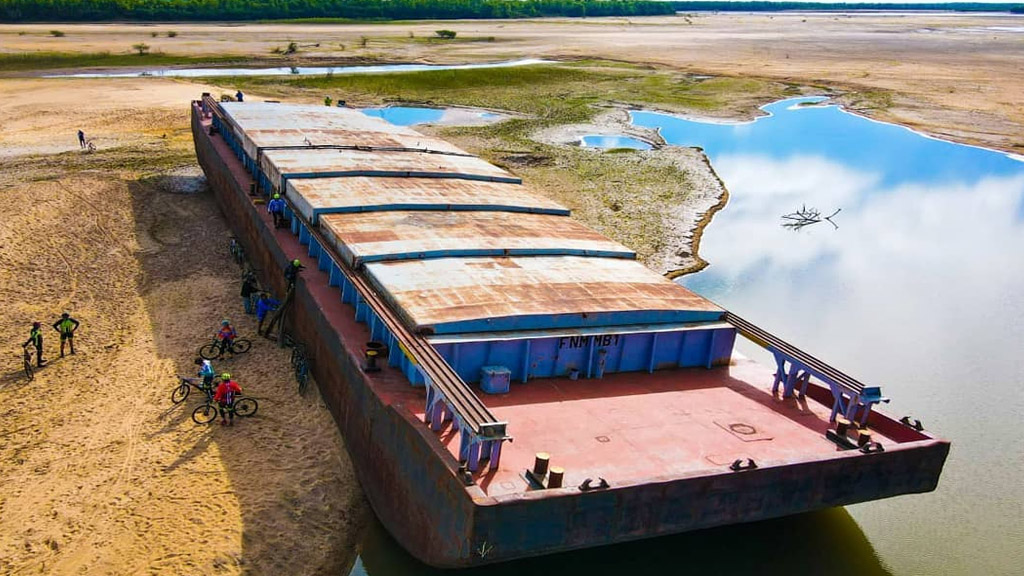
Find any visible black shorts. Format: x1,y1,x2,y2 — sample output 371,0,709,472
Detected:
60,333,74,341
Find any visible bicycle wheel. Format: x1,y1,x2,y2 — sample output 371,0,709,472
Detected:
198,343,221,360
234,397,258,417
171,382,191,404
290,344,305,367
192,403,219,424
296,360,309,394
231,339,252,354
24,359,34,382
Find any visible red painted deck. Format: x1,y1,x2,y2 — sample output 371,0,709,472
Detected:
422,358,899,498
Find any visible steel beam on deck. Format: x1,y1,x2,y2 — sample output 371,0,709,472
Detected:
724,312,886,424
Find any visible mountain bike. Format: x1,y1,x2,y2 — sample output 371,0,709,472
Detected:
192,395,259,424
22,347,34,381
198,337,252,360
291,342,310,395
171,376,214,404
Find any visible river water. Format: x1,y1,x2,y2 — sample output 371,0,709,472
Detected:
42,58,550,78
632,98,1024,575
348,97,1024,575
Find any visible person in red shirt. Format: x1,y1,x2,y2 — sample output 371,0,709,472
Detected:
216,320,237,357
214,373,242,426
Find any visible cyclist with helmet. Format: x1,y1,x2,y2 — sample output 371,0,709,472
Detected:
216,320,238,357
284,259,304,289
213,373,242,426
52,311,80,357
267,193,287,228
194,357,216,392
22,322,45,367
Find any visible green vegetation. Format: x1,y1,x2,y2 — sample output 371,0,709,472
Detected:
0,0,674,22
49,29,64,37
0,52,243,72
221,62,787,263
132,43,151,55
167,31,178,38
434,29,457,39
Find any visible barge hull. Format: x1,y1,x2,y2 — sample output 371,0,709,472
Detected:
191,103,949,568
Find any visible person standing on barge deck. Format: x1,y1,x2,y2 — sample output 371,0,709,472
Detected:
267,194,286,229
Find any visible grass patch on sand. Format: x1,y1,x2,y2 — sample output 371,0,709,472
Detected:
219,61,790,267
0,51,246,72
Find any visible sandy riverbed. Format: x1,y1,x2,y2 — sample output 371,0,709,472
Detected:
0,78,368,575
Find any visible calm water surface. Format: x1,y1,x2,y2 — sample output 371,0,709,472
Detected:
632,98,1024,575
42,58,549,78
346,98,1023,574
580,134,652,150
360,107,500,126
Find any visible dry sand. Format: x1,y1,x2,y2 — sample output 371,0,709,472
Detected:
3,13,1023,153
0,78,368,575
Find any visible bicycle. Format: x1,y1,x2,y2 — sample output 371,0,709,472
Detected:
229,237,245,266
198,337,252,360
22,347,34,381
291,342,310,394
192,394,259,424
171,376,214,404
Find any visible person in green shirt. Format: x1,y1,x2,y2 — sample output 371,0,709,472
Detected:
23,322,45,367
52,312,80,357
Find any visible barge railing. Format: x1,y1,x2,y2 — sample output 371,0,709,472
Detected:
724,312,888,425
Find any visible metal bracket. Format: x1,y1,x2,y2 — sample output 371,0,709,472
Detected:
729,458,758,472
899,416,925,431
859,442,885,454
578,477,610,491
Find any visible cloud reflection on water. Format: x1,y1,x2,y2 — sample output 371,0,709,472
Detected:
633,100,1024,576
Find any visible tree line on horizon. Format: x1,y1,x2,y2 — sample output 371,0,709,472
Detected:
0,0,674,22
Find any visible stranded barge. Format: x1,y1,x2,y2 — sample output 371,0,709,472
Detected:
190,96,949,568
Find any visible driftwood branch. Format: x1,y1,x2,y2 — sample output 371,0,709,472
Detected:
781,204,841,230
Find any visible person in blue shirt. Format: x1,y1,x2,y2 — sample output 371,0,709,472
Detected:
256,292,281,336
267,193,286,229
194,357,216,392
235,90,244,102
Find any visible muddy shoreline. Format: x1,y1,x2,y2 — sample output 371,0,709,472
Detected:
534,108,731,278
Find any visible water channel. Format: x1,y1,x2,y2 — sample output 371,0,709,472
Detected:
42,58,550,78
632,98,1024,575
580,134,652,150
360,106,500,126
351,97,1024,575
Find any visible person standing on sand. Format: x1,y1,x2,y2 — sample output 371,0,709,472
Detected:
235,90,244,102
241,272,258,315
52,312,80,357
216,320,237,357
195,358,216,392
22,322,45,367
77,130,85,149
213,373,242,426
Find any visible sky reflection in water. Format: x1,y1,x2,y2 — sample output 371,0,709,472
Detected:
632,98,1024,575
